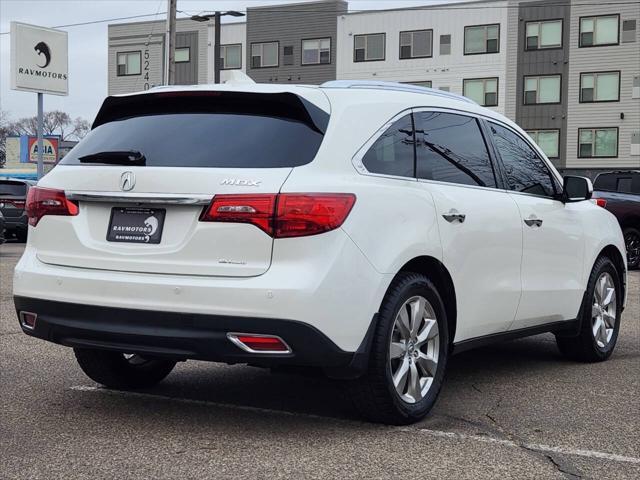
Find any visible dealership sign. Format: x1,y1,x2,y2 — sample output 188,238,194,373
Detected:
28,136,59,163
10,22,68,96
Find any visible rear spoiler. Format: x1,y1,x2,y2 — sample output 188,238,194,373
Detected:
92,91,329,134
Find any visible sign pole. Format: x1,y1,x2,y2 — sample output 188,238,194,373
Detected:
37,92,44,179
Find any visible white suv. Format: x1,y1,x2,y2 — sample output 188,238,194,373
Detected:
14,81,627,424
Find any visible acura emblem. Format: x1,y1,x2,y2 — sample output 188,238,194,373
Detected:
120,171,136,191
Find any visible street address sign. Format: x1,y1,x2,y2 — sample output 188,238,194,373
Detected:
10,22,68,96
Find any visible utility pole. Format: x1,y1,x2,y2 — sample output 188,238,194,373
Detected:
214,12,221,84
191,10,244,83
165,0,177,85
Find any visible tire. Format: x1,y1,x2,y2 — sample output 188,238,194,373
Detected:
74,348,176,389
347,272,449,425
16,229,28,243
556,256,622,362
623,227,640,270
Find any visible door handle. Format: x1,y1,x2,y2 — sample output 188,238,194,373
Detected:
524,215,543,228
442,210,466,224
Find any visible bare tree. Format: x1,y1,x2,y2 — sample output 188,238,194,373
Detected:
5,110,91,141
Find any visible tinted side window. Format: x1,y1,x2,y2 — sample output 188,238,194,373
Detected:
414,112,496,188
490,123,556,197
593,173,616,191
362,114,415,178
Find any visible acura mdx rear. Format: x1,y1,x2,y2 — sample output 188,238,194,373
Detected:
14,85,382,399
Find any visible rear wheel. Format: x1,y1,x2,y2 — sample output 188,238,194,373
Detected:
347,273,449,425
16,229,28,243
556,256,621,362
623,227,640,270
74,348,176,389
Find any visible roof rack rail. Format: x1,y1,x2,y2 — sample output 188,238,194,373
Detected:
320,80,476,105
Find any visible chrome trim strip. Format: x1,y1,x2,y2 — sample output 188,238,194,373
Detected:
66,191,213,205
226,333,292,355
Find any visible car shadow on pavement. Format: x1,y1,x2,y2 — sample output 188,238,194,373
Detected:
74,334,580,424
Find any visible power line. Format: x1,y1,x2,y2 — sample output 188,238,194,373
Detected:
1,0,639,35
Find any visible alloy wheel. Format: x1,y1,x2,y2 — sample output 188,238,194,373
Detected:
624,231,640,268
389,296,439,404
592,272,617,348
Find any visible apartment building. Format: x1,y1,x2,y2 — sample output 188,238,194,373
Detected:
564,2,640,176
336,1,510,115
107,18,245,95
246,0,347,84
107,0,639,174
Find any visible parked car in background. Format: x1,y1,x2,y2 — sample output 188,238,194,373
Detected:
14,82,627,425
0,179,36,242
593,171,640,270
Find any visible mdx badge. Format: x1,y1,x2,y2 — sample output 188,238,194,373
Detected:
220,179,261,187
120,171,136,191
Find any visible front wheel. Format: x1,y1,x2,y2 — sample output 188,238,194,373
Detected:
347,273,449,425
74,348,176,389
623,227,640,270
556,256,622,362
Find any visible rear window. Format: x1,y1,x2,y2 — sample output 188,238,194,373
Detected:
0,182,27,196
61,92,328,169
594,173,640,194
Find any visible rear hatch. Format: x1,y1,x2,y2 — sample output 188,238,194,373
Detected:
34,89,329,277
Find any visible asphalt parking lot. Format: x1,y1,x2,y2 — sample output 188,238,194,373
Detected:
1,242,638,479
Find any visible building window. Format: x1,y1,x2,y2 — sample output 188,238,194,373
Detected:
579,15,619,47
399,30,433,59
578,128,618,158
302,38,331,65
175,47,190,63
283,45,294,65
622,19,637,43
525,20,562,50
580,72,620,102
526,130,560,158
405,81,432,88
220,44,242,70
463,78,498,106
440,34,451,55
523,75,561,104
251,42,279,68
117,51,141,76
354,33,385,62
464,24,499,54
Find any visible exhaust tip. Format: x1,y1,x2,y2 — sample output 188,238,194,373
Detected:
227,333,291,354
19,311,38,330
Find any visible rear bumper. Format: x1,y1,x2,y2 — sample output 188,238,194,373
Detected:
14,296,374,376
1,213,27,232
14,230,390,352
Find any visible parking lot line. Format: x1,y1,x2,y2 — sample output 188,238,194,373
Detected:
70,385,640,465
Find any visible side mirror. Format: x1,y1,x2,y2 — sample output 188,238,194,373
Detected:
562,176,593,203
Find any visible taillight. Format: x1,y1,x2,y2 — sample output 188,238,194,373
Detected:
199,194,276,235
26,186,79,227
200,193,355,238
594,198,607,208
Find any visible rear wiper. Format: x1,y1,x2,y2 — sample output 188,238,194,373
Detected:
78,150,146,166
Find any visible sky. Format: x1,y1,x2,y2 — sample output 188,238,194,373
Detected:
0,0,456,123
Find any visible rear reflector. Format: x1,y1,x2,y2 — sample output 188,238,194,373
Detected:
200,193,356,238
26,186,79,227
227,333,291,354
594,198,607,208
19,311,37,330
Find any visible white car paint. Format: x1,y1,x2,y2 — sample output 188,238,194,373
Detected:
14,81,627,353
